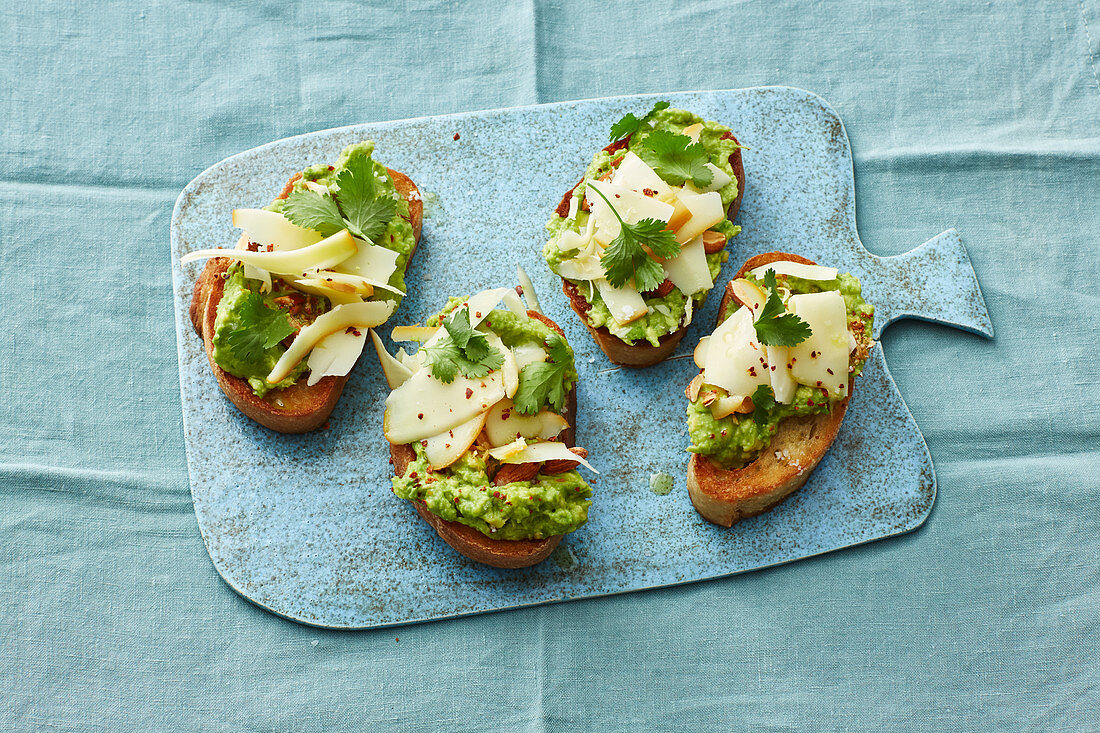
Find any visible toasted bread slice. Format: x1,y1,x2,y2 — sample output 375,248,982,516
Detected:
189,167,422,433
686,252,855,527
391,310,579,568
555,132,745,367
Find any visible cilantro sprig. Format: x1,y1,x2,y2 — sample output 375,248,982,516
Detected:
513,334,573,415
281,153,397,242
225,291,296,362
636,129,713,188
586,184,680,291
422,307,504,383
753,270,812,347
750,385,777,427
609,100,670,142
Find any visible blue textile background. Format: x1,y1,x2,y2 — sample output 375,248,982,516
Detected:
2,2,1098,730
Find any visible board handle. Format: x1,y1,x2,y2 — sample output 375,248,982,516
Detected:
866,229,993,340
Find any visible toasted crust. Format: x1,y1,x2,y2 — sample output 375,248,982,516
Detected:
686,251,854,527
390,310,578,568
190,166,422,433
555,131,745,368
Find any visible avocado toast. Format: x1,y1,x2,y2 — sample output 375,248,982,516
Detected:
376,287,596,568
686,252,874,526
544,101,745,367
185,142,422,433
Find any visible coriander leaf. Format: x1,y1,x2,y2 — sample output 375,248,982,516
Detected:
334,154,396,242
753,269,812,347
281,189,346,237
442,306,477,349
750,385,776,427
513,334,573,414
636,129,713,188
608,100,671,142
587,185,681,291
609,113,640,143
225,291,296,363
628,217,681,260
421,341,459,383
422,308,504,383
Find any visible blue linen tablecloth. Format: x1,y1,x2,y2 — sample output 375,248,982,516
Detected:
2,2,1098,730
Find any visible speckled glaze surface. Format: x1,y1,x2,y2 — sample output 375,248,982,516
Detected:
170,87,992,629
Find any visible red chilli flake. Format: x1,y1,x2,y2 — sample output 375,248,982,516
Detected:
827,368,834,375
417,413,424,420
453,132,460,141
465,388,473,399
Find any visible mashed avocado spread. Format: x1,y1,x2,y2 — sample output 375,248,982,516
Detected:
211,142,416,398
544,107,742,346
688,272,874,468
391,299,591,540
211,265,322,397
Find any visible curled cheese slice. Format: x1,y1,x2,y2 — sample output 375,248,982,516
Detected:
748,261,840,281
305,328,366,386
267,299,395,384
488,437,527,461
390,325,439,342
182,229,357,276
557,253,606,281
235,233,273,293
516,265,542,314
663,234,712,296
498,441,598,474
594,279,648,325
700,163,732,193
334,238,400,282
465,288,516,328
674,187,725,244
294,277,363,296
485,398,568,447
231,209,323,251
301,269,404,296
384,370,505,444
370,328,414,389
693,336,709,368
423,412,490,470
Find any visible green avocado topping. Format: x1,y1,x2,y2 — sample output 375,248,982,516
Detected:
544,106,742,347
210,265,322,397
210,141,416,399
391,297,591,540
687,271,875,469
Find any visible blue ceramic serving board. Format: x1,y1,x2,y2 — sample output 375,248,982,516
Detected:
170,87,992,629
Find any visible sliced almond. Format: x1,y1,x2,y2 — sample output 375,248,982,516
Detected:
710,394,754,419
701,230,726,253
686,373,705,402
493,462,540,486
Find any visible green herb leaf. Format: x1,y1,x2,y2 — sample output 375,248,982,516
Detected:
422,308,504,383
750,385,776,427
225,291,296,363
334,154,397,242
587,185,681,291
636,129,713,188
608,100,671,142
281,189,346,237
753,269,812,347
513,334,573,415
